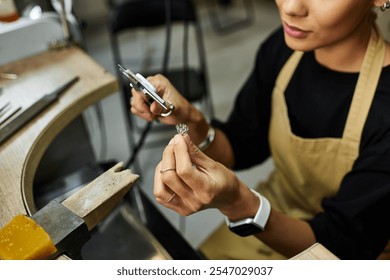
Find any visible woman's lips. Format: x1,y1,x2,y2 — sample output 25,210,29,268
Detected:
283,22,309,38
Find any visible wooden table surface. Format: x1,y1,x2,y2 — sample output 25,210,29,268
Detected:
0,46,118,228
291,243,339,260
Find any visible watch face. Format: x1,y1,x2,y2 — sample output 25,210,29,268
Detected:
229,222,262,237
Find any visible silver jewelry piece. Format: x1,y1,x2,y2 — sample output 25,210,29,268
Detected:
160,100,174,117
381,0,390,11
176,123,189,135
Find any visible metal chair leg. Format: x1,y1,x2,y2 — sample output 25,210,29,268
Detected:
207,0,256,35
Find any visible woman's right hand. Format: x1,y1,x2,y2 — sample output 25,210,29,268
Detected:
129,74,195,125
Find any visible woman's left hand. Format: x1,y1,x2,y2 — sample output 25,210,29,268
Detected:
154,134,255,218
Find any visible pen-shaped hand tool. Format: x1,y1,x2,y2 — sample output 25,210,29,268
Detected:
0,76,79,145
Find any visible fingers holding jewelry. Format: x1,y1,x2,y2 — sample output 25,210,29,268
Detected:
170,134,223,206
154,162,179,205
176,123,189,135
158,141,192,199
159,144,180,183
154,156,209,216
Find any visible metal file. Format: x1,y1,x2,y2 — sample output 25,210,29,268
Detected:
0,76,79,145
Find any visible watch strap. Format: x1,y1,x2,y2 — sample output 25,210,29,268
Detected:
251,189,271,230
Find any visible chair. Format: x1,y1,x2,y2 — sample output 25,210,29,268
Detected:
107,0,214,168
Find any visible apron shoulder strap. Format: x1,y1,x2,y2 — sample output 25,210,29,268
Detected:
342,27,386,143
274,51,303,92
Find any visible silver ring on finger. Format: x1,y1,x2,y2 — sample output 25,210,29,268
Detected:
160,167,176,173
164,192,176,203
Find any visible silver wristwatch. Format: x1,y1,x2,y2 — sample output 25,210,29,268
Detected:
226,190,271,237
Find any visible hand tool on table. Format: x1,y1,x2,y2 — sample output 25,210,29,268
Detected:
0,162,139,260
0,102,22,126
0,76,79,145
0,102,11,118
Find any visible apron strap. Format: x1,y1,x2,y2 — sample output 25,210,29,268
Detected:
273,51,303,92
275,27,385,148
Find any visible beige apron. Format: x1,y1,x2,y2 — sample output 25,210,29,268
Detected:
200,28,386,260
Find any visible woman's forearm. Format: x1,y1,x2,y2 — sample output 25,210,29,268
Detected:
221,181,317,258
255,209,316,258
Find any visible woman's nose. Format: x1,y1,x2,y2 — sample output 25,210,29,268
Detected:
279,0,308,17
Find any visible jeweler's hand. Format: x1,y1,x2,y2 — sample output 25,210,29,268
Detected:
154,134,257,218
130,74,193,124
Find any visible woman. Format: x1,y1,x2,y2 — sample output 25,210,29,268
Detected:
130,0,390,259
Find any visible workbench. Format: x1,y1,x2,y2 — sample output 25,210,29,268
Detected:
0,46,118,222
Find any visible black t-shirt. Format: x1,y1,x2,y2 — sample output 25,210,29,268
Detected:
211,26,390,259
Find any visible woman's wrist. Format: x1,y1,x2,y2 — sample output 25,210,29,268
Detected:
198,126,215,151
186,106,210,146
220,181,260,222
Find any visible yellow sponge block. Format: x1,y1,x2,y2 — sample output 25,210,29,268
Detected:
0,214,57,260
